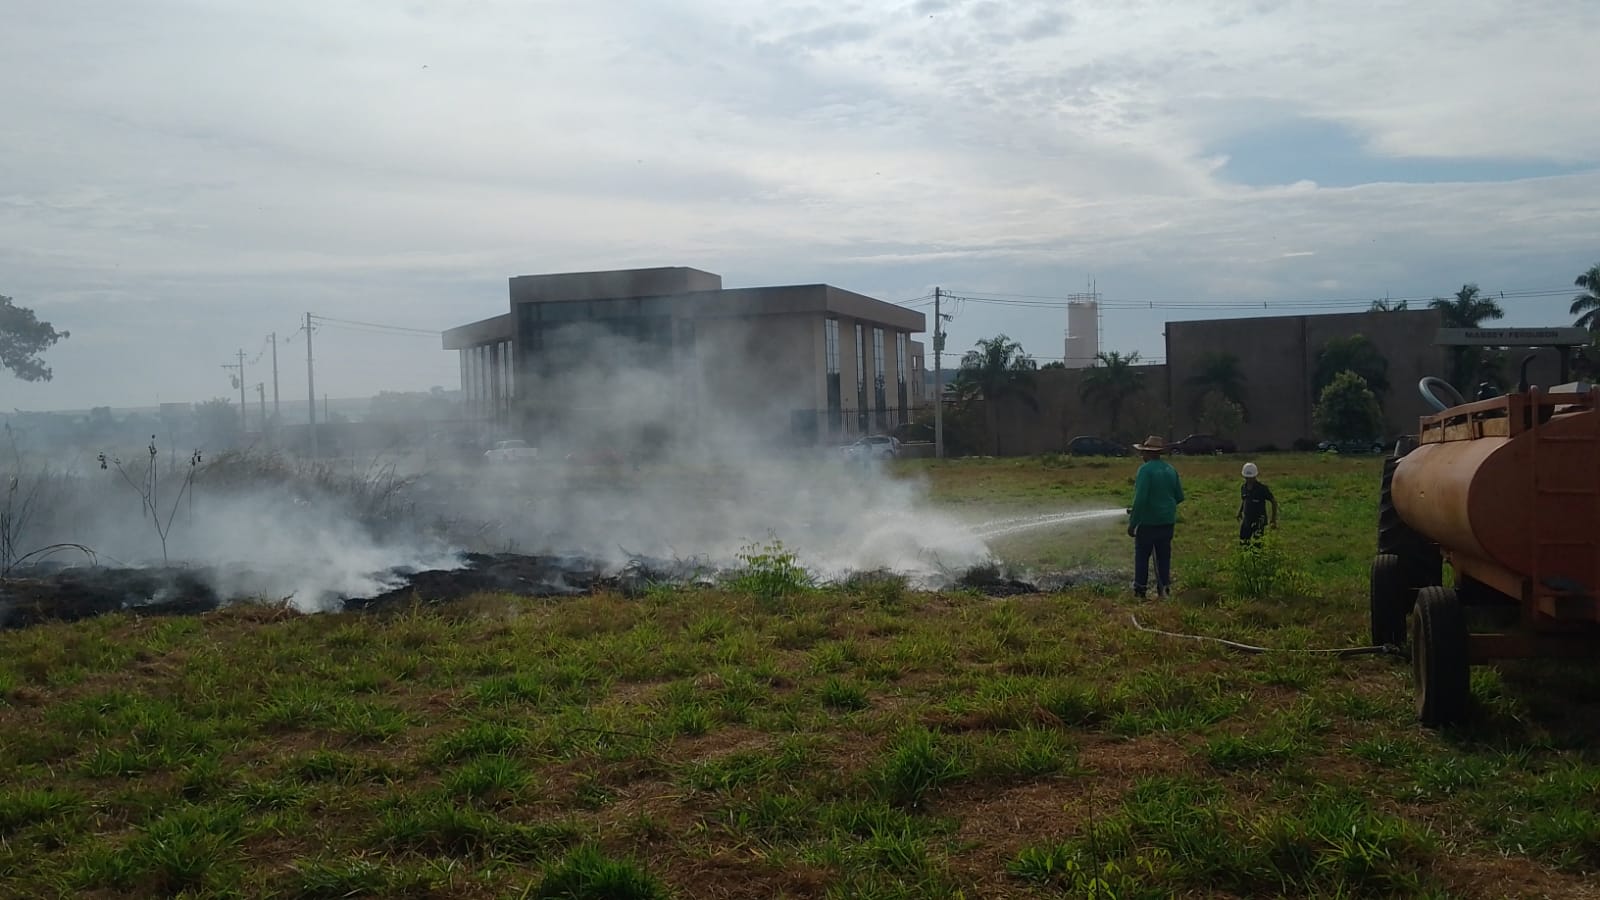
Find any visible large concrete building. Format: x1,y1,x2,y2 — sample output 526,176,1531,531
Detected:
442,267,925,447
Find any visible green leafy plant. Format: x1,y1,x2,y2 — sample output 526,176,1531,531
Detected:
730,540,812,608
1229,534,1316,600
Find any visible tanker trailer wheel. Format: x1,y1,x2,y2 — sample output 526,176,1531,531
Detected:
1412,586,1471,727
1378,454,1441,589
1369,554,1408,646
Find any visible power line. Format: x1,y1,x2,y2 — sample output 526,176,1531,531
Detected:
308,314,441,336
314,322,443,339
942,286,1577,311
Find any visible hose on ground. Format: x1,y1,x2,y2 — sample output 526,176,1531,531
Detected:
1129,614,1407,659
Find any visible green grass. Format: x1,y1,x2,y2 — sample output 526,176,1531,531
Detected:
0,454,1596,897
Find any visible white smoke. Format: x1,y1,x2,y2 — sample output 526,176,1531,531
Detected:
1,317,1120,612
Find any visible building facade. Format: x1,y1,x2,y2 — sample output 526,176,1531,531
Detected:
442,267,925,446
1164,308,1449,448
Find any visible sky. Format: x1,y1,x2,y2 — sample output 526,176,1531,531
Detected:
2,0,1598,411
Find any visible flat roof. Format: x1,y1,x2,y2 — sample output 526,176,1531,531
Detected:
441,313,512,350
1166,307,1441,328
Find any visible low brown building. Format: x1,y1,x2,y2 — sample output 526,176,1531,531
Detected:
1164,308,1450,449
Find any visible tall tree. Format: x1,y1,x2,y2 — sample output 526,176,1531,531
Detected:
1196,391,1244,438
952,335,1038,455
1079,351,1146,438
1570,263,1600,332
195,398,241,450
0,295,69,382
1313,335,1390,399
1314,371,1383,441
1429,283,1504,391
1185,352,1247,420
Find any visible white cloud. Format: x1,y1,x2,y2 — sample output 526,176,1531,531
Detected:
1,0,1597,407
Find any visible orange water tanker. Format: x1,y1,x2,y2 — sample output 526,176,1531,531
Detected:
1371,377,1600,726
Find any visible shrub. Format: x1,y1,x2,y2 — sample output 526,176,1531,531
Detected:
1229,535,1316,601
1313,371,1383,442
730,541,812,608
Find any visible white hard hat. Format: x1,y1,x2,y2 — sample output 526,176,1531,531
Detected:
1242,462,1258,478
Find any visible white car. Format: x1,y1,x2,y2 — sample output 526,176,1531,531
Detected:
843,435,900,461
484,439,538,463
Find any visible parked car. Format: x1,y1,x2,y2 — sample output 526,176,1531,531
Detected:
1171,433,1237,455
1067,435,1129,457
1318,438,1388,455
843,435,900,461
484,439,538,463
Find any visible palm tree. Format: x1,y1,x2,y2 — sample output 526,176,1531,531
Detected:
1185,352,1247,421
1369,298,1408,311
951,335,1038,455
1429,283,1504,390
1570,264,1600,332
1079,351,1146,438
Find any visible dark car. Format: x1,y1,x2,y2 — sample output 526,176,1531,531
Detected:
1068,435,1129,457
1171,433,1237,455
1318,438,1389,455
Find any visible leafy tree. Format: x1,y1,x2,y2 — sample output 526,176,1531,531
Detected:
1186,352,1247,419
1369,298,1409,311
1313,335,1390,399
1571,263,1600,332
1429,283,1504,391
1079,351,1146,439
1313,371,1383,441
195,398,241,450
1040,361,1066,370
1196,391,1244,438
0,295,69,382
951,335,1038,455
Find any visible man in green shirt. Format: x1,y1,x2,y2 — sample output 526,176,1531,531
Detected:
1127,434,1184,599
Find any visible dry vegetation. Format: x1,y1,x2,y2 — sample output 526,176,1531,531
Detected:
2,453,1598,898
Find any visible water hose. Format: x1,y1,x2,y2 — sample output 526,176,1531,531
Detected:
1129,614,1406,659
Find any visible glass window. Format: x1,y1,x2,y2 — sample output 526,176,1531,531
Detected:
825,319,842,433
896,333,908,418
854,324,867,434
541,301,589,322
873,327,887,429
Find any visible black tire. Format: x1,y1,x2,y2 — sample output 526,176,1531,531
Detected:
1412,586,1471,727
1370,554,1408,646
1378,455,1442,588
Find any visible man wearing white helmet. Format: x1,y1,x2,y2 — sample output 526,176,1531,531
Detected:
1237,462,1278,544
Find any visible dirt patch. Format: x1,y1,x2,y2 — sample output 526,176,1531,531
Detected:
1434,853,1600,900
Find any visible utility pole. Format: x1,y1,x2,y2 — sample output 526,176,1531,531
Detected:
933,287,944,459
305,312,318,458
256,383,266,431
237,349,247,431
222,350,247,433
270,332,280,425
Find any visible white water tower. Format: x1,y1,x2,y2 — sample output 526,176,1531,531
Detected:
1064,294,1100,368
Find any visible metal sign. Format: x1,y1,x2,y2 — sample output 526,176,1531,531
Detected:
1435,327,1590,346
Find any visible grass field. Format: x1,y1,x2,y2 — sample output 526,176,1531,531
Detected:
2,453,1599,898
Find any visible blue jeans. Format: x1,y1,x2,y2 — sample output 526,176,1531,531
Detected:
1133,524,1174,597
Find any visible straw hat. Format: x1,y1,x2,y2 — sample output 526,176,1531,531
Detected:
1132,434,1168,452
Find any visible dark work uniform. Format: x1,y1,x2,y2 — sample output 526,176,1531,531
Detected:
1240,480,1275,543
